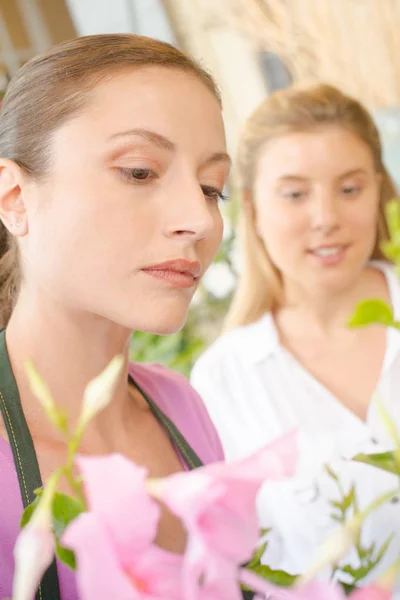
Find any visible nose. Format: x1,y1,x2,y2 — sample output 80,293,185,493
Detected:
310,192,340,234
162,177,221,243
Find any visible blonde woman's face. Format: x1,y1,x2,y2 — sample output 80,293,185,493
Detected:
252,126,382,297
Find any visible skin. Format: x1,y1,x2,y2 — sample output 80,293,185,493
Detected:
250,126,391,420
0,66,230,552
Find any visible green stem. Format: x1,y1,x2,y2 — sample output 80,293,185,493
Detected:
359,488,400,522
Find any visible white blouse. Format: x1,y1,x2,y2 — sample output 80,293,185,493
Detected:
191,261,400,590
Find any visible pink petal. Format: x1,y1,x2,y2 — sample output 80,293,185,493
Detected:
239,568,286,598
76,454,160,556
350,585,392,600
200,556,242,600
124,546,184,599
238,577,346,600
62,512,136,600
206,429,298,482
181,536,209,600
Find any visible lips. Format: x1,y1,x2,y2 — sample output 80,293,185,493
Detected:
307,244,350,266
140,259,201,289
310,246,345,257
142,259,201,278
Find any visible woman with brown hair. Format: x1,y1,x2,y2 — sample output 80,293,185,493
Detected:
0,34,231,599
192,84,400,585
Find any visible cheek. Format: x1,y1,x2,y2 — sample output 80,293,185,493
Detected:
343,198,379,235
256,202,305,248
209,210,224,255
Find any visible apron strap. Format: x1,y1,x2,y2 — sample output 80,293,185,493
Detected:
129,374,204,470
0,331,205,600
0,329,60,600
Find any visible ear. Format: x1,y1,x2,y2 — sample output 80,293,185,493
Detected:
0,159,28,237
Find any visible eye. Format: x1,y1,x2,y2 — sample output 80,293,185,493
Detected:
342,185,361,196
201,185,229,202
117,168,158,183
282,189,306,201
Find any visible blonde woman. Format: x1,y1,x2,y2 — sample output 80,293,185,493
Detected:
191,84,400,586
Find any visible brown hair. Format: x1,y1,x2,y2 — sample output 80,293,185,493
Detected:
225,83,398,330
0,34,220,327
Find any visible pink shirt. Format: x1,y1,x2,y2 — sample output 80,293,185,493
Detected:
0,362,224,600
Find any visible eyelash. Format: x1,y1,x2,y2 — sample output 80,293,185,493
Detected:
342,185,361,196
117,168,229,202
282,190,307,201
201,185,229,202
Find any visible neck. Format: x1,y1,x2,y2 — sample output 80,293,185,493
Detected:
278,266,385,335
5,288,134,445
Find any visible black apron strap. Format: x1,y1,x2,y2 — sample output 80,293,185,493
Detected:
0,330,205,600
129,374,204,470
0,329,60,600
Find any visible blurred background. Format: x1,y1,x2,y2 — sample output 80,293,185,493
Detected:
1,0,400,375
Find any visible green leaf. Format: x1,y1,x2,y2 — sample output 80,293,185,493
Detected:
341,563,373,581
325,464,339,481
51,492,84,570
20,495,40,528
337,580,357,595
247,540,268,568
381,240,400,263
357,541,375,560
348,299,397,329
52,491,85,539
342,485,356,512
55,541,76,570
20,491,83,570
331,513,344,523
331,501,345,511
385,200,400,242
249,564,297,587
374,398,400,451
375,533,394,565
352,451,400,475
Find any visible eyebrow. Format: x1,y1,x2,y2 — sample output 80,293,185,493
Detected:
107,127,231,167
108,128,175,151
277,168,368,182
338,168,368,179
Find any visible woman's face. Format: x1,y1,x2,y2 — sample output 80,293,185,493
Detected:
19,67,230,334
252,126,382,299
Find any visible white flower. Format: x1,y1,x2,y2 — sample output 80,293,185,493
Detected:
13,473,59,600
77,355,124,431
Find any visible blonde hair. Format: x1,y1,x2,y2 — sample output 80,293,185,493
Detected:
225,83,398,331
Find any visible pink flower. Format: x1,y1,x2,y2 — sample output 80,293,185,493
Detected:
62,454,183,600
152,430,297,600
237,578,394,600
238,575,346,600
349,584,392,600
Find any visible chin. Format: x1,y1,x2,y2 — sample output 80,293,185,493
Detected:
131,307,189,336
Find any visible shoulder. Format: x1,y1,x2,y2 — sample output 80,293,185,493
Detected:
191,314,277,380
0,438,24,595
128,362,224,465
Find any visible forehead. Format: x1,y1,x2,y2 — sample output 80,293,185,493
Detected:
256,127,375,180
51,67,226,156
